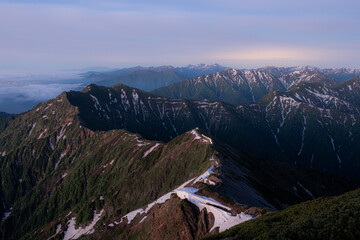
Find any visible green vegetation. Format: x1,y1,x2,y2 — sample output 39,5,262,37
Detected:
1,123,214,239
205,188,360,240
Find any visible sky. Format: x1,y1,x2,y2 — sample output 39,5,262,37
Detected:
1,0,360,72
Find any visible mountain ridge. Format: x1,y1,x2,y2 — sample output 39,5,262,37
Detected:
80,64,229,91
151,69,334,105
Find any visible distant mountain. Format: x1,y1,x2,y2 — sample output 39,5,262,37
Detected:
322,67,360,81
151,69,332,104
174,63,230,78
278,69,333,89
258,66,360,82
81,64,229,91
63,66,115,72
86,68,184,91
0,112,13,118
256,66,320,77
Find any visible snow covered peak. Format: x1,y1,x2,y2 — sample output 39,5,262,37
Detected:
280,69,333,89
190,128,213,144
187,63,224,70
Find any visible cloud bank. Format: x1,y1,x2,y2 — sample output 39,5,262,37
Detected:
0,81,82,113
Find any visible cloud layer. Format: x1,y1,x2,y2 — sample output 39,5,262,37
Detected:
0,81,82,113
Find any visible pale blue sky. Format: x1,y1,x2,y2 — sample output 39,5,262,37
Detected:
1,0,360,71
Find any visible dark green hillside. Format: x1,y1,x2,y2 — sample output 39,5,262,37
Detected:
0,115,15,134
0,127,215,240
204,187,360,240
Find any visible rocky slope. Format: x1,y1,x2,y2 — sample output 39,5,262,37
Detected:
152,69,285,103
151,69,333,104
258,66,360,82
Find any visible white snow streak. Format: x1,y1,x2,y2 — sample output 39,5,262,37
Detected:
190,129,213,144
28,122,36,136
121,165,253,232
297,181,315,199
1,208,12,222
193,166,216,185
143,143,160,158
297,116,306,156
63,209,104,240
49,138,54,151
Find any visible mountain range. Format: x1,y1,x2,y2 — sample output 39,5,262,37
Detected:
2,64,359,115
80,64,229,91
257,66,360,82
151,69,333,103
1,67,360,239
80,65,360,95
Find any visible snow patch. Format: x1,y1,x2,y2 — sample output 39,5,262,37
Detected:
121,166,253,232
49,138,55,151
2,208,12,222
297,181,315,199
56,224,62,234
297,116,306,156
139,215,147,223
143,143,160,158
120,89,130,111
38,128,48,139
28,122,36,136
193,166,217,186
63,209,104,240
190,129,213,144
60,151,67,160
121,178,195,224
57,122,72,143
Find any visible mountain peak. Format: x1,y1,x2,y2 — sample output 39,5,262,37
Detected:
186,63,224,69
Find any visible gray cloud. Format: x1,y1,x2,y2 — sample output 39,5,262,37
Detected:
0,81,82,113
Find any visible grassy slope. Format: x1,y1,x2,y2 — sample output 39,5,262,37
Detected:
205,188,360,240
1,128,214,240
